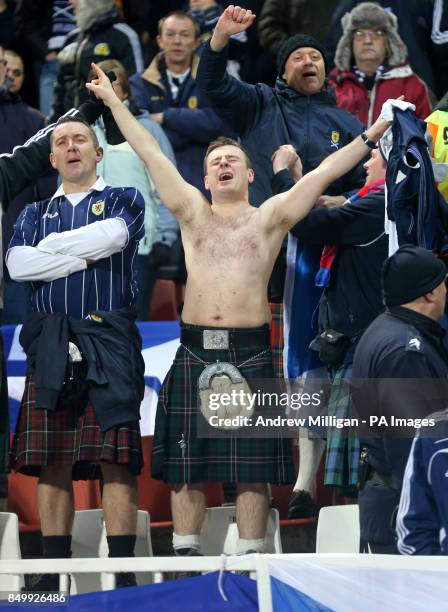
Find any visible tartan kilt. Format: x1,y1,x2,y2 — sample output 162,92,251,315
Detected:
324,365,360,487
151,342,295,485
10,374,143,479
269,302,284,380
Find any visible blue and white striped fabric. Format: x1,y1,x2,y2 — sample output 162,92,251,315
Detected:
9,185,144,318
268,557,448,611
5,321,180,437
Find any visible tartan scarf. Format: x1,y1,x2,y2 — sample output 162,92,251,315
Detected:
315,178,385,288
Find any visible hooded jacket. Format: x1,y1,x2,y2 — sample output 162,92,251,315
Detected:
328,64,432,128
49,5,143,121
196,41,365,206
129,52,233,195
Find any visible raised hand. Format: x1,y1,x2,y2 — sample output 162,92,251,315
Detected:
272,145,302,183
85,63,119,108
367,95,406,142
211,5,256,52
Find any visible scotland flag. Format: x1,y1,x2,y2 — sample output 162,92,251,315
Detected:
4,322,180,436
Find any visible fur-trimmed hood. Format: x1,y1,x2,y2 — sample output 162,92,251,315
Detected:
334,2,408,71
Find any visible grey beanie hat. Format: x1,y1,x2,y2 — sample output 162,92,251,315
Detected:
334,2,408,71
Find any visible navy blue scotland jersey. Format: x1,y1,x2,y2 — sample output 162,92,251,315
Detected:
9,185,145,318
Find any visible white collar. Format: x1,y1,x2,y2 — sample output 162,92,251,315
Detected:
50,176,107,203
166,68,191,83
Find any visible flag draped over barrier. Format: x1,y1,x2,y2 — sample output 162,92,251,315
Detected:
3,322,180,436
268,558,448,611
0,572,258,611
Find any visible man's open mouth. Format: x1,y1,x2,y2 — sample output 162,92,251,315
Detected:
302,71,317,78
219,172,233,182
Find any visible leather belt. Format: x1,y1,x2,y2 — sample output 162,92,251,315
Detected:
180,326,270,350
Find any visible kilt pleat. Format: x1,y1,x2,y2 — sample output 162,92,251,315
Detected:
269,302,284,380
151,342,295,484
10,375,143,478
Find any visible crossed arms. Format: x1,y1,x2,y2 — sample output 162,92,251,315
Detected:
7,217,128,282
7,186,143,282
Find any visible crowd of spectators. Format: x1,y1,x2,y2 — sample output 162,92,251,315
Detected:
0,0,448,580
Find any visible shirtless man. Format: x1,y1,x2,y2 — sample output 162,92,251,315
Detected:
87,55,391,558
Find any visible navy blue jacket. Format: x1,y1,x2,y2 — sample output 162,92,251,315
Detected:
20,309,145,432
196,42,366,206
397,412,448,555
290,188,387,339
130,53,232,195
353,307,448,544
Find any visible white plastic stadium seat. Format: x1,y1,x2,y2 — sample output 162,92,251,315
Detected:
0,512,24,593
199,506,282,555
70,509,104,594
99,510,153,589
71,509,153,593
316,504,360,553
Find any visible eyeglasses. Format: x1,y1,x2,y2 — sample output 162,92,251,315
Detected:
353,29,385,41
8,69,23,77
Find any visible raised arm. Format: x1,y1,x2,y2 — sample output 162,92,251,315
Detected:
209,5,256,52
196,6,262,136
0,100,103,211
260,114,391,232
86,64,205,222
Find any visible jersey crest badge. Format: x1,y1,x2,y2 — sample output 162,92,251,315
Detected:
330,131,340,149
94,43,110,57
188,96,198,109
92,200,105,216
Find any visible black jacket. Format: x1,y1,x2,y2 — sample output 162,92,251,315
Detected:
20,309,145,432
291,188,388,338
353,307,448,544
0,91,57,254
15,0,75,60
258,0,340,55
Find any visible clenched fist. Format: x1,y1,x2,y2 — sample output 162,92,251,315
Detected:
211,5,256,52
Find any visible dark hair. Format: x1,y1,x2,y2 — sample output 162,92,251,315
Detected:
50,116,99,149
87,59,131,99
158,10,200,38
204,137,252,174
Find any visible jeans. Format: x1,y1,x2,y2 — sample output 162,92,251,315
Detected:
36,59,59,118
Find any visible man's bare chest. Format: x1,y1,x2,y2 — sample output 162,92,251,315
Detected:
190,217,263,263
